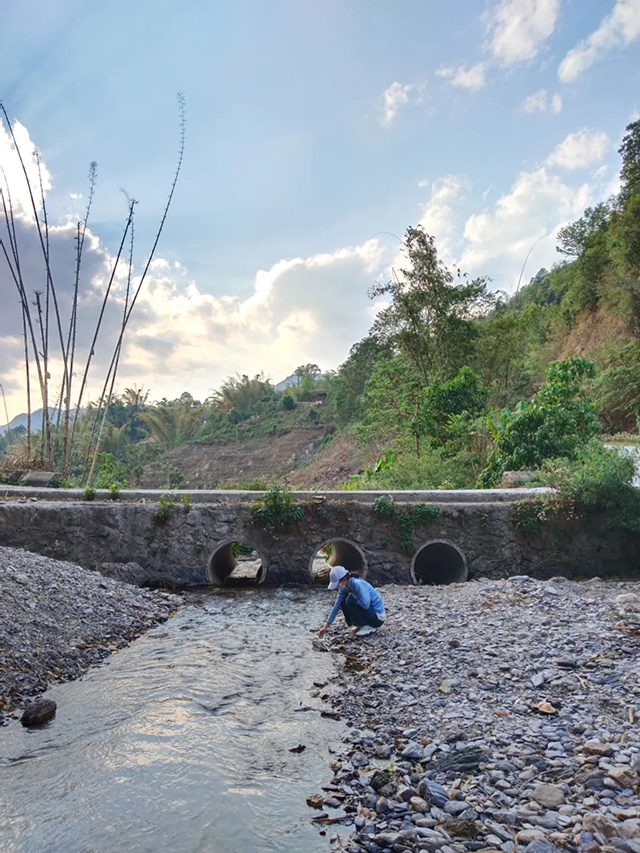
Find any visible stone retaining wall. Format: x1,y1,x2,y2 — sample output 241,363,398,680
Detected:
0,489,638,587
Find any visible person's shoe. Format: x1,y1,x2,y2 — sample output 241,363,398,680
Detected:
356,625,377,636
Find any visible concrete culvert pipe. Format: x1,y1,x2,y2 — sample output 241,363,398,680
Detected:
208,541,265,586
412,541,467,585
310,538,367,583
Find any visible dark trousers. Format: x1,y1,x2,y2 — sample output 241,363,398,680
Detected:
341,595,384,628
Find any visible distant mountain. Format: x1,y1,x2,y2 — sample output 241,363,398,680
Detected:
275,373,325,392
1,408,83,435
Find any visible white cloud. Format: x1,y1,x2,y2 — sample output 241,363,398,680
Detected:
459,166,592,290
1,120,398,415
436,62,486,92
559,0,640,82
416,175,470,261
487,0,561,65
551,93,563,114
380,82,416,126
521,89,562,113
546,128,610,169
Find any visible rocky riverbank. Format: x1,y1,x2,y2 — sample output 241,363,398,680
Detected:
314,576,640,853
0,547,181,722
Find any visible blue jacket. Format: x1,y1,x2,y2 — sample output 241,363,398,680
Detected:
327,576,385,625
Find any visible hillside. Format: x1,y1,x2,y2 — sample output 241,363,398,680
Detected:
136,428,328,489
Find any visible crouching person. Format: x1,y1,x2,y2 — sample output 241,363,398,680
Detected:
318,566,386,637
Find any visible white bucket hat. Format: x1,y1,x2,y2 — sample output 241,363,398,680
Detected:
328,565,349,590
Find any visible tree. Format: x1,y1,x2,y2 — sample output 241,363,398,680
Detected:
478,357,599,486
370,226,494,383
418,367,488,444
140,393,204,448
359,357,426,456
328,336,391,425
619,119,640,202
592,341,640,432
209,374,273,413
556,203,611,257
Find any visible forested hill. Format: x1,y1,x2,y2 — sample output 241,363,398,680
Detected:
2,120,640,499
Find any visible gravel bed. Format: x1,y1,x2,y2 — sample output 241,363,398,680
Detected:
313,576,640,853
0,547,181,722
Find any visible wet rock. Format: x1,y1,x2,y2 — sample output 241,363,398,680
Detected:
21,698,57,726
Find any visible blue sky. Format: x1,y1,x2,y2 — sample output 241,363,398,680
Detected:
1,0,640,412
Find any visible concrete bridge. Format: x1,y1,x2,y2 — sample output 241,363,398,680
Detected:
0,486,638,588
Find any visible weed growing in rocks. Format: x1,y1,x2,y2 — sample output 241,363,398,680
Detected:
179,494,191,510
153,495,176,525
250,484,305,530
81,487,96,501
374,496,440,552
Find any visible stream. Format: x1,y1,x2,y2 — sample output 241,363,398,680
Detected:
0,588,345,853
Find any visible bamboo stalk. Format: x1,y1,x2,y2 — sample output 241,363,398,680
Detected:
85,93,185,486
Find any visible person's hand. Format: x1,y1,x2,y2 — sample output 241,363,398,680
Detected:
318,623,329,637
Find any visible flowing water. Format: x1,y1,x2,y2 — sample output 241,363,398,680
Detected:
0,588,345,853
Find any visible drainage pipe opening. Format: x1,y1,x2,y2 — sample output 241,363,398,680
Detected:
208,541,266,587
412,541,467,585
310,538,367,584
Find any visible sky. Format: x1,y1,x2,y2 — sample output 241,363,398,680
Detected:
1,0,640,417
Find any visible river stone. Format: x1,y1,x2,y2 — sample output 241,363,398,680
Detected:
608,766,639,788
21,698,57,726
442,818,479,838
428,746,488,774
409,796,429,813
583,740,613,756
402,741,423,761
533,784,565,808
524,841,557,853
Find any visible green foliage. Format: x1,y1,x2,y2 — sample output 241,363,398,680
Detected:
510,500,545,535
82,487,96,501
282,394,296,411
373,495,396,518
370,225,495,382
328,336,392,425
153,495,176,525
418,367,488,444
179,493,191,509
479,358,599,486
232,541,254,557
540,441,640,532
250,485,305,530
140,393,204,449
209,373,275,413
108,484,121,501
592,341,640,432
93,452,129,489
167,468,185,490
362,451,396,481
372,496,439,551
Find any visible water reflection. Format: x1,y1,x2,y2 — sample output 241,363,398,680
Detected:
0,589,344,853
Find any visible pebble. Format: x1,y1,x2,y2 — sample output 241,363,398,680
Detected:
0,546,180,722
317,577,640,853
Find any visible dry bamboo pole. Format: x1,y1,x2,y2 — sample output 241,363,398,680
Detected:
0,240,47,451
21,303,31,459
85,93,185,486
0,103,70,463
62,163,97,476
69,203,135,467
86,214,135,486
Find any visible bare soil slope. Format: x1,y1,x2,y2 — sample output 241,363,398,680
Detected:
288,432,366,488
137,428,327,489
